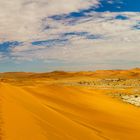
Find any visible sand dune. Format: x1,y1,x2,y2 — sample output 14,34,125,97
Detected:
1,75,140,140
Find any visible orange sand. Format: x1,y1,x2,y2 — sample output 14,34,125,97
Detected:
1,80,140,140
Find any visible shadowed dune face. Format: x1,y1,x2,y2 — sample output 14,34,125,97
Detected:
1,69,140,140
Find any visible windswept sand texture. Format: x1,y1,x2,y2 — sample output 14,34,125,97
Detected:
1,69,140,140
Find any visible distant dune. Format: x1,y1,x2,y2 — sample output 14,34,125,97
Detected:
1,68,140,79
1,68,140,140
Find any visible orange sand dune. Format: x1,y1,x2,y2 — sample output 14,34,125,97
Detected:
1,82,140,140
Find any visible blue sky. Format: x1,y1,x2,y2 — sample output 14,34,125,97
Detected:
0,0,140,72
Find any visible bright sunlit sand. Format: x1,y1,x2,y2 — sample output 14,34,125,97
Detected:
1,69,140,140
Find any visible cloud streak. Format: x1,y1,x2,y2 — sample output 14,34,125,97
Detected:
0,0,140,71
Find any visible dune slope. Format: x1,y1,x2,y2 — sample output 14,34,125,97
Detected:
1,82,140,140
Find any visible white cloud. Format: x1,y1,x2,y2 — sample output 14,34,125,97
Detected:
8,11,140,69
0,0,140,71
0,0,99,41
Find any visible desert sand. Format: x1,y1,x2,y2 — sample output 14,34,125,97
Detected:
1,69,140,140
